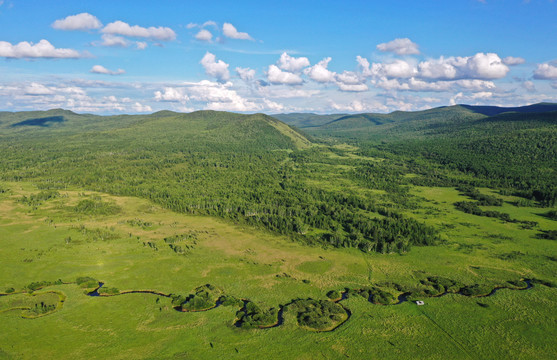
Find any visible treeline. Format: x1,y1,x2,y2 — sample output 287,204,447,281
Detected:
373,126,557,207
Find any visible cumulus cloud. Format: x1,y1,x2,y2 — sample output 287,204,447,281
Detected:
375,77,496,92
335,71,368,92
99,34,129,47
222,23,253,40
377,59,417,78
90,65,125,75
52,13,102,31
377,38,420,55
356,55,374,77
236,67,256,82
304,57,336,83
533,63,557,79
356,56,416,79
195,29,213,42
153,81,287,112
0,39,83,58
329,99,388,113
277,52,310,72
267,65,303,85
154,87,190,103
132,102,152,112
418,57,458,80
257,87,320,99
337,83,369,92
418,53,509,80
200,52,230,82
503,56,526,66
24,82,55,95
102,20,176,41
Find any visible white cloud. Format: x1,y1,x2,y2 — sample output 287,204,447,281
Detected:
377,38,420,55
267,65,303,85
152,81,288,112
418,53,509,80
195,29,213,42
262,99,285,112
90,65,125,75
187,80,259,111
304,57,336,83
200,52,230,82
236,67,256,82
187,21,217,29
52,13,102,31
222,23,253,40
257,86,319,99
533,63,557,79
99,34,128,47
357,57,417,79
375,77,496,92
379,59,417,78
25,82,54,95
136,41,148,50
337,83,368,92
0,39,83,58
102,20,176,41
202,21,218,28
466,53,509,79
133,102,152,112
277,52,310,72
356,56,374,77
329,99,388,113
502,56,526,66
335,71,368,92
470,91,493,99
335,71,361,85
522,81,535,92
455,79,496,91
418,57,458,80
154,87,190,103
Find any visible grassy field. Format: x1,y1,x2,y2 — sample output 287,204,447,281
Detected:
0,181,555,359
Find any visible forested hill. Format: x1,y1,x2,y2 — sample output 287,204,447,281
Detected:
275,102,557,135
0,109,311,150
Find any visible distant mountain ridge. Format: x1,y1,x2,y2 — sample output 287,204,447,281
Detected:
274,102,557,130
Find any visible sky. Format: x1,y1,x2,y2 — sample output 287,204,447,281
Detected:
0,0,556,114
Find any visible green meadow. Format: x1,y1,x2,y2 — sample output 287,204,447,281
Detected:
0,180,555,359
0,107,556,359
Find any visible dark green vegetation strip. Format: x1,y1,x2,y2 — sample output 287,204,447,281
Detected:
3,276,549,332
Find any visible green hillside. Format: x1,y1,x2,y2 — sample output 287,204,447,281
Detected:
272,113,347,128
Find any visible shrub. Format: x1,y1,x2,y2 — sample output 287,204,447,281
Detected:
76,277,98,288
289,299,347,331
181,284,222,311
460,284,493,297
235,301,279,328
74,199,121,215
326,290,341,300
98,287,120,295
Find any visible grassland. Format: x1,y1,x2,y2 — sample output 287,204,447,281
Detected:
0,107,555,359
0,181,555,359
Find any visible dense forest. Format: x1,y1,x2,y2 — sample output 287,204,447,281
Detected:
1,105,555,254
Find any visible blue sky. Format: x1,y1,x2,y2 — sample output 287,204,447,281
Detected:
1,0,556,114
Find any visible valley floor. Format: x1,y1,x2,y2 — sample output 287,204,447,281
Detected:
0,182,556,359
